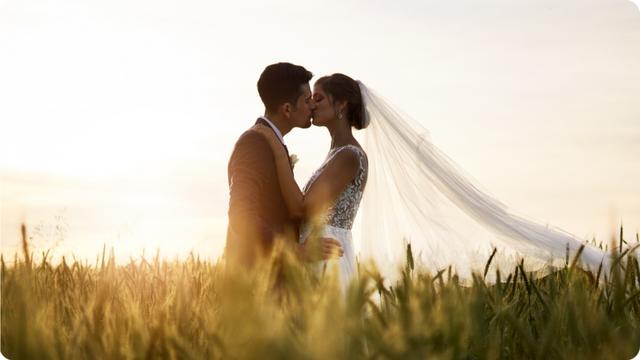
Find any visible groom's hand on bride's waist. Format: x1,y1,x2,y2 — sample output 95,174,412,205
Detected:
297,237,344,262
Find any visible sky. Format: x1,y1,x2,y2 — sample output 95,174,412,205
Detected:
1,0,639,264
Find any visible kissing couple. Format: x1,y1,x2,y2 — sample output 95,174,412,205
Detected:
225,62,610,287
225,62,366,287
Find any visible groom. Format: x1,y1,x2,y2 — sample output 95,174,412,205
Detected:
225,62,342,269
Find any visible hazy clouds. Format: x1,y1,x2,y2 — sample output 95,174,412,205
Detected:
1,0,639,263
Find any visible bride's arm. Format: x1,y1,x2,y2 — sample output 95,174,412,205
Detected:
254,126,305,218
254,126,359,222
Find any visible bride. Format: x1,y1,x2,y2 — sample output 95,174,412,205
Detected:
257,72,611,286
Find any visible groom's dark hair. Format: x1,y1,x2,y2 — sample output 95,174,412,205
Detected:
258,63,313,113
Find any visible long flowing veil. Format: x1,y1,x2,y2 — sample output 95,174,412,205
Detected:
356,81,611,281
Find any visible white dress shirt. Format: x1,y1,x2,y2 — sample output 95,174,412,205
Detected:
259,116,285,146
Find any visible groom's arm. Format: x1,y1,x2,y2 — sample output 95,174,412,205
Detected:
227,131,274,267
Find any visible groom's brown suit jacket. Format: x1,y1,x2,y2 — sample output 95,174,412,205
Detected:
225,118,299,268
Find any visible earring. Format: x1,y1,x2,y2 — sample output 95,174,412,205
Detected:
338,112,343,120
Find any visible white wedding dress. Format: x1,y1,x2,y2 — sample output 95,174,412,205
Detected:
299,145,368,291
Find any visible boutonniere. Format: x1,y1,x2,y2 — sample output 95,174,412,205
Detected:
289,154,299,170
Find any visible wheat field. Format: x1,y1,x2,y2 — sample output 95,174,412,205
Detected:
1,226,640,359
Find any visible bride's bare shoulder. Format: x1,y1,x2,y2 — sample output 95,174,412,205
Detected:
342,144,368,162
326,147,359,176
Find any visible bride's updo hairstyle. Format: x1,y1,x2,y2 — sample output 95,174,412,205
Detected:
315,73,369,130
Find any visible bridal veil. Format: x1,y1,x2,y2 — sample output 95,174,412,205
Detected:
355,81,611,281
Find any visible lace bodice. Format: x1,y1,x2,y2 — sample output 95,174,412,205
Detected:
302,145,368,230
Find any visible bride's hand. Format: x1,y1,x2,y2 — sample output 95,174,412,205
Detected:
252,124,288,161
298,237,344,262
